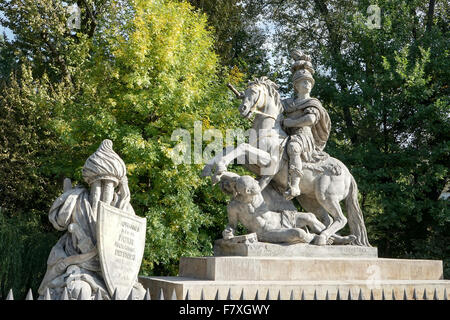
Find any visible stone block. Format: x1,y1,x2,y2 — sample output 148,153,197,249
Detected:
179,256,444,281
214,241,378,257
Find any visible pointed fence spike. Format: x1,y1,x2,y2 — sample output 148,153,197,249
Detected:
112,289,119,300
254,290,259,300
144,288,151,300
391,289,396,301
44,288,52,300
171,289,177,300
95,290,103,300
277,290,281,300
358,289,364,300
77,288,84,300
300,290,305,300
370,289,374,300
413,288,418,300
239,289,245,300
61,287,69,300
290,290,295,300
444,288,448,300
347,289,353,300
158,288,164,300
6,289,14,300
214,290,220,300
403,289,408,300
265,289,271,300
227,288,232,300
127,289,134,300
313,289,318,300
336,289,341,300
433,288,439,301
185,290,191,300
423,288,428,300
200,289,205,300
25,289,33,300
381,289,386,300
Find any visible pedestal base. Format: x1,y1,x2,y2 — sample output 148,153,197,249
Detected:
179,256,444,281
214,241,378,258
138,256,449,300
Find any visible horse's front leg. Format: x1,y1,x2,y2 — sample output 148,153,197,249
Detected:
201,146,235,177
217,143,272,172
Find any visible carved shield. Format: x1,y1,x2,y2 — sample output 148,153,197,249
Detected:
97,201,147,299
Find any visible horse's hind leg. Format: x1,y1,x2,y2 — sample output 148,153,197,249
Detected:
315,197,347,246
298,195,333,228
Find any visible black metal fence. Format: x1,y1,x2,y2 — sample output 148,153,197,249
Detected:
2,287,448,300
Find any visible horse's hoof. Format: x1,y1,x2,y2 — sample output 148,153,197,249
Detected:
315,235,327,246
284,194,294,201
347,235,357,244
284,188,300,201
201,165,212,177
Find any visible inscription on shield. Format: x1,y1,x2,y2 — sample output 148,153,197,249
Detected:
97,201,146,299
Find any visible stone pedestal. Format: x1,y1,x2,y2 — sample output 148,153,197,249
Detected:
214,241,378,258
178,256,444,281
139,250,450,300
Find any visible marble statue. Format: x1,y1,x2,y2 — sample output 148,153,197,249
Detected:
38,140,146,300
216,171,356,245
203,50,371,247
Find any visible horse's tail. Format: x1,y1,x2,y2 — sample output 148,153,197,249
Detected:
346,175,371,246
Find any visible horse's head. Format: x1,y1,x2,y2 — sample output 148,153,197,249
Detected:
229,77,282,121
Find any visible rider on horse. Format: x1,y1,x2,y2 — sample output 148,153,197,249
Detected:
282,50,331,200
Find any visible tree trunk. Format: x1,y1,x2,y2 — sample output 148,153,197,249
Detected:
426,0,436,32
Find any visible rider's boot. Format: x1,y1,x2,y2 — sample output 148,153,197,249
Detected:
284,168,302,200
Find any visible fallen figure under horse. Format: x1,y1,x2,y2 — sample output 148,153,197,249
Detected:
216,171,356,245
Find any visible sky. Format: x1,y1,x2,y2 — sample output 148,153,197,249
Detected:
0,10,15,40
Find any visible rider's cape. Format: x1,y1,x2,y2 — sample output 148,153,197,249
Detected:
283,97,331,151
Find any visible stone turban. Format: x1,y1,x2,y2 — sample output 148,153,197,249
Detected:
82,139,126,187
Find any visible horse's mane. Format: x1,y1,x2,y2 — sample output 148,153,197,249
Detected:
248,77,283,115
248,77,281,102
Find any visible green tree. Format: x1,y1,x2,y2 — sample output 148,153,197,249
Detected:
187,0,272,77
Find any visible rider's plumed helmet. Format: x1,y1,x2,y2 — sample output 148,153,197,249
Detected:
291,49,315,88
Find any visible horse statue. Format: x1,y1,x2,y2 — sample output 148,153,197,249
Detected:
202,77,370,246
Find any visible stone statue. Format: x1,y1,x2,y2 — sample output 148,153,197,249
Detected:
283,50,331,200
38,140,146,300
216,171,356,245
203,50,371,247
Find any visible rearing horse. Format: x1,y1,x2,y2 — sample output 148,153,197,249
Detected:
203,77,370,246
